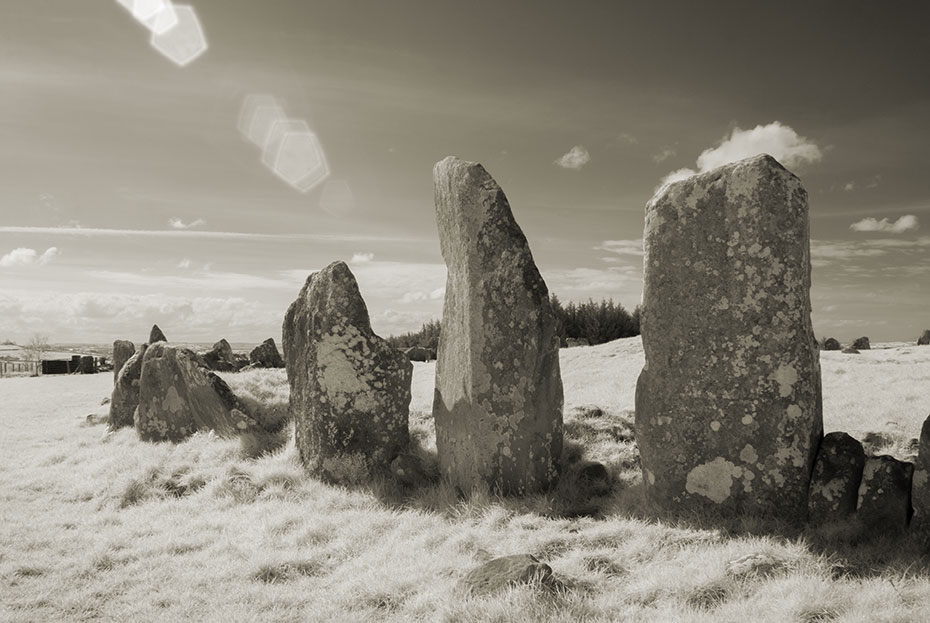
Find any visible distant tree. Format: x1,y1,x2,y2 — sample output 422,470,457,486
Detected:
23,334,50,375
548,295,640,345
386,319,441,351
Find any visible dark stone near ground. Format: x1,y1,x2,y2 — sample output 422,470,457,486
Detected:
135,342,258,442
404,346,431,362
390,453,434,488
910,415,930,539
249,338,285,368
918,330,930,346
566,338,590,348
283,261,412,481
808,432,865,523
459,554,553,596
233,353,250,370
112,340,135,382
851,336,870,350
635,154,822,521
823,338,841,351
149,324,167,343
108,344,148,430
857,455,913,533
577,461,611,496
202,338,236,372
841,348,860,354
432,156,563,496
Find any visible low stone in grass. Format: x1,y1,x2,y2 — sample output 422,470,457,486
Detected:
149,324,167,343
851,336,870,350
577,460,611,496
112,340,135,382
108,343,148,430
841,348,860,354
202,338,236,372
135,342,259,442
918,330,930,346
390,453,434,488
459,554,553,595
249,338,285,368
856,455,913,534
910,414,930,540
808,432,865,523
822,337,841,351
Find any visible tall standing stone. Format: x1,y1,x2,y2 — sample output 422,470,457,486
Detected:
636,154,823,520
112,340,135,382
108,343,148,430
149,324,167,343
910,414,930,539
432,156,563,495
283,261,412,481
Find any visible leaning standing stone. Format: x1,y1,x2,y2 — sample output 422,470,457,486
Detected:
135,342,256,442
112,340,135,382
808,432,865,523
636,154,822,520
108,344,147,430
283,261,412,481
857,455,913,533
432,156,563,495
910,414,930,538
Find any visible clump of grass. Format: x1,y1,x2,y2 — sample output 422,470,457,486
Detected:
251,559,324,583
220,368,292,457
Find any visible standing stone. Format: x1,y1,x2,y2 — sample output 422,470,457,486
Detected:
135,342,256,442
808,432,865,523
851,336,870,350
857,455,913,533
432,156,563,495
822,338,841,351
910,414,930,538
203,338,236,372
108,344,148,430
249,338,285,368
149,324,167,343
636,155,823,520
283,261,412,481
112,340,135,382
918,330,930,346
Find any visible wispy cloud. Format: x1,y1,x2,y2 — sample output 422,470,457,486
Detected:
652,148,676,163
350,252,374,265
659,121,822,187
596,239,644,257
0,247,59,267
849,215,919,234
169,217,206,230
554,145,591,170
0,226,424,243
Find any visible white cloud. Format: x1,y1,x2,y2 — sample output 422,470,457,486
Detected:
177,258,192,269
849,215,919,234
554,145,591,170
350,252,374,265
617,133,638,144
652,148,676,163
596,239,644,257
1,247,59,267
169,217,206,230
843,182,856,192
0,226,423,243
659,122,822,187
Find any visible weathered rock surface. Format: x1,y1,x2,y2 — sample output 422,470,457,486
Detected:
249,338,285,368
390,453,435,488
149,324,167,343
283,261,412,480
108,344,148,430
822,337,841,351
432,156,563,495
459,555,553,596
851,336,870,350
112,340,135,382
566,338,591,348
918,330,930,346
910,415,930,538
635,155,823,520
857,455,913,533
404,346,431,362
135,342,256,442
808,432,865,523
202,338,236,372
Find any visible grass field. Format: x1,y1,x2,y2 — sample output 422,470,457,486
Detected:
2,338,930,622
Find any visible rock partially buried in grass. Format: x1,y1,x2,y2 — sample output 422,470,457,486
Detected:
108,344,148,430
432,156,563,496
918,330,930,346
112,340,135,382
841,348,860,354
856,455,913,534
851,336,870,350
135,342,259,442
249,338,285,368
636,155,822,521
283,261,413,481
909,414,930,539
149,324,167,343
808,432,865,523
459,554,553,596
202,338,236,372
390,453,434,488
822,337,840,351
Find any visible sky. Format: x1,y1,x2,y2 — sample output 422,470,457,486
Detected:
1,0,928,345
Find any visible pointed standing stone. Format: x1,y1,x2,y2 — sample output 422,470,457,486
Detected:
149,324,167,343
432,156,563,495
635,155,823,520
249,338,285,368
808,432,865,523
108,344,148,430
112,340,136,383
283,261,412,481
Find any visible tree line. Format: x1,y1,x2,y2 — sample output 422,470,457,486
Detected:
386,296,640,350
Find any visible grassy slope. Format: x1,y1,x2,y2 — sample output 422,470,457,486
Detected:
1,340,930,622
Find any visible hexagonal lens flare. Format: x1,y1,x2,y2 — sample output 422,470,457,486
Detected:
246,104,289,148
149,4,207,67
271,130,330,193
116,0,178,35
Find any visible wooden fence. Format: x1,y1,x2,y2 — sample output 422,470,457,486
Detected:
0,361,39,377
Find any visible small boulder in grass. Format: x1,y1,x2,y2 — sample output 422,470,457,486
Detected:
577,460,611,497
851,336,870,350
726,553,786,579
459,554,554,596
918,330,930,346
841,347,860,354
822,337,841,351
390,453,435,488
856,455,913,534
